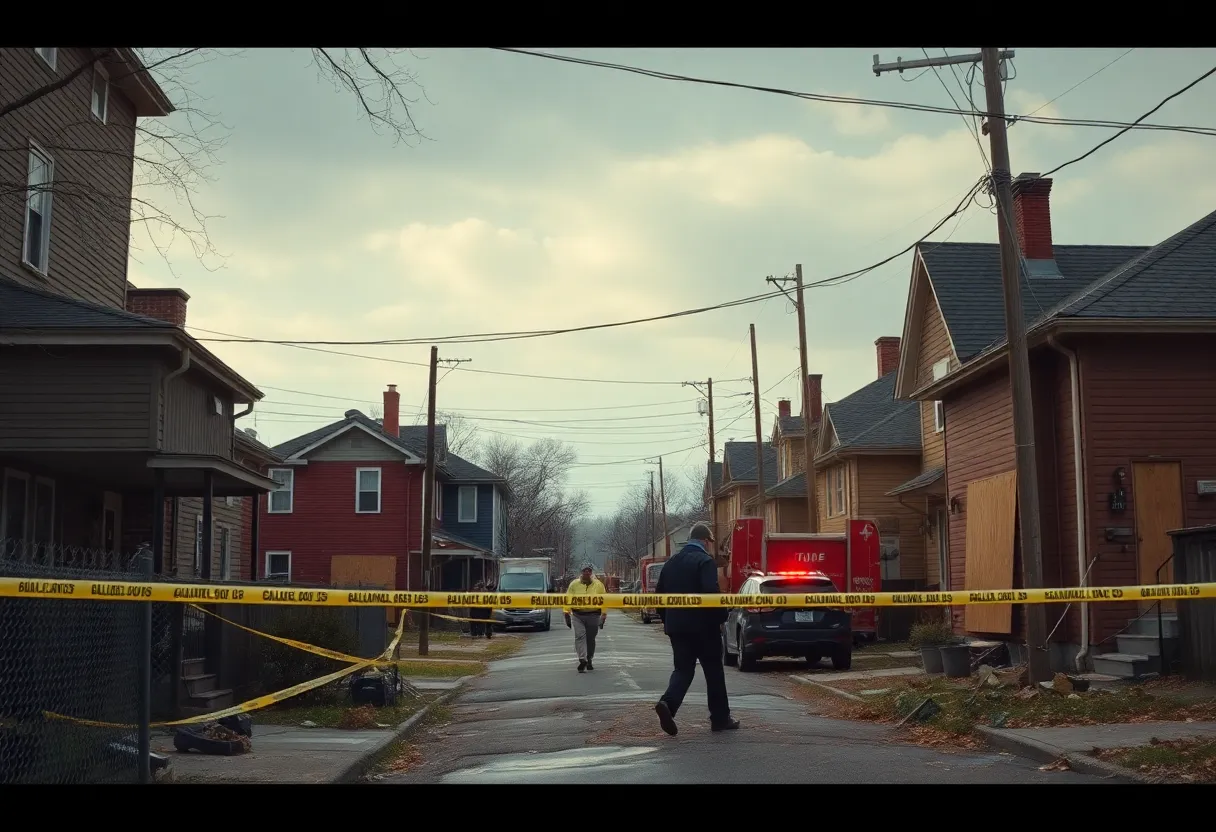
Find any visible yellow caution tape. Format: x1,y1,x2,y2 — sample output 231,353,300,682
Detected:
43,597,410,729
188,604,395,667
3,578,1215,608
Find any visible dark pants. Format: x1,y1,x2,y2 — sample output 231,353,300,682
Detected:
660,630,730,725
470,608,493,638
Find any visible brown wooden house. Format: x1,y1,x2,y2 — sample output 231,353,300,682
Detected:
893,170,1216,676
813,337,927,586
742,375,823,532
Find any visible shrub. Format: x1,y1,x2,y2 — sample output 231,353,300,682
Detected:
908,619,955,647
258,608,361,701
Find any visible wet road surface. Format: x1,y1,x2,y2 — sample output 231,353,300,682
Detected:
375,612,1110,784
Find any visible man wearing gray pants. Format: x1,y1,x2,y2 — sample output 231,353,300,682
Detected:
564,563,607,673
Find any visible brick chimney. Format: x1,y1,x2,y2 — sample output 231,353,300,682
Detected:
875,336,901,379
778,399,791,420
806,374,823,425
382,384,400,437
1012,173,1054,261
126,287,189,327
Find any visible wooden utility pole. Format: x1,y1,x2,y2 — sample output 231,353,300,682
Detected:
649,471,656,559
418,346,439,657
658,456,671,558
706,377,716,543
749,324,767,571
794,265,819,533
980,47,1049,685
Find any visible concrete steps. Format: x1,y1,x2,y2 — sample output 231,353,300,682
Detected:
1092,612,1179,679
179,658,234,711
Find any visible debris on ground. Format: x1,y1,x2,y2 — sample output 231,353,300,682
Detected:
300,720,317,728
1039,757,1071,772
337,704,382,730
1093,737,1216,783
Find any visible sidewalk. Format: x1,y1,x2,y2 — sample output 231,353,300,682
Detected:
977,720,1216,782
163,676,471,783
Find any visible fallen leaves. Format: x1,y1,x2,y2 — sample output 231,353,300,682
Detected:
1094,737,1216,783
1039,758,1071,772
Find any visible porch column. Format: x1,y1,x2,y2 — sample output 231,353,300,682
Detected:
201,471,214,580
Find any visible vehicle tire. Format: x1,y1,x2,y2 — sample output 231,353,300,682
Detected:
542,619,552,632
722,632,738,667
737,631,756,672
832,646,853,671
806,654,821,666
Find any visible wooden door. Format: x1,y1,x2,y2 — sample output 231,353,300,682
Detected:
1132,462,1184,612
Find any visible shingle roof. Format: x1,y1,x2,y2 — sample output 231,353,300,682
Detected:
0,276,176,330
887,466,945,497
919,242,1148,362
706,460,723,493
723,441,779,488
433,528,491,554
821,371,920,453
1050,208,1216,320
779,414,805,435
442,453,505,483
235,428,283,463
765,472,807,499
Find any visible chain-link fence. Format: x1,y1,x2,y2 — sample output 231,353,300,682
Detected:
1,538,397,784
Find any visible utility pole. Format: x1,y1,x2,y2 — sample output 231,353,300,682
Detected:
749,324,767,571
872,47,1048,685
707,377,716,544
649,471,657,560
658,457,671,559
418,345,439,657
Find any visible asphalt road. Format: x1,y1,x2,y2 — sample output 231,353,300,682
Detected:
375,612,1109,784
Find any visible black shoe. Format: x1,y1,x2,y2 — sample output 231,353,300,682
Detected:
586,660,594,671
578,660,587,673
711,718,741,732
655,701,678,736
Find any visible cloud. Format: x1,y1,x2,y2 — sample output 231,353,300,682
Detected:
828,99,892,136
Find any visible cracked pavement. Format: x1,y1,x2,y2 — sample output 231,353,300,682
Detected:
373,612,1110,784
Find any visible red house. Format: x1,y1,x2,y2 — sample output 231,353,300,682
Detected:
258,385,507,593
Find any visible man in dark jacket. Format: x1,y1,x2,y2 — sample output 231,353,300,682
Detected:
653,523,739,736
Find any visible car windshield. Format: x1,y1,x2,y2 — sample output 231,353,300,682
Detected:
498,572,547,592
761,578,837,594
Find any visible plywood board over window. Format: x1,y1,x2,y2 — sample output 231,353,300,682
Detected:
964,470,1018,634
331,555,399,625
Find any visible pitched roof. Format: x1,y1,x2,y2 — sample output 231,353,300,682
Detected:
820,371,920,454
745,471,807,506
706,460,723,494
722,441,779,488
235,428,283,463
887,466,945,497
0,276,176,330
918,242,1148,362
779,414,805,435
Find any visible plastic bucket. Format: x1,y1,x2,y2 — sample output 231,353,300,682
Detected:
940,644,972,678
920,645,944,674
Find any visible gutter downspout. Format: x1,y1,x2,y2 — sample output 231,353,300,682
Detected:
1048,337,1090,672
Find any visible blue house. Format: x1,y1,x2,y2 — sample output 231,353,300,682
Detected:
433,452,509,591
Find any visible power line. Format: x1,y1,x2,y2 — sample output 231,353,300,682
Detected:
256,385,712,413
252,403,747,426
489,47,1216,138
1020,49,1135,119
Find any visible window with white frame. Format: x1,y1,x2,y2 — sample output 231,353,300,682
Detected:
91,65,109,122
829,465,846,517
268,468,293,513
34,48,57,70
266,551,291,581
932,359,949,435
23,145,54,274
219,527,231,581
458,486,478,523
194,515,203,575
356,468,382,514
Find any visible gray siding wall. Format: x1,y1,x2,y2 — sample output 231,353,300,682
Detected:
168,496,245,579
0,348,155,450
0,48,138,309
309,431,409,462
161,370,233,457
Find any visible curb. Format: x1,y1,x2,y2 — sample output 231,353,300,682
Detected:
790,674,865,703
332,679,471,784
973,725,1148,783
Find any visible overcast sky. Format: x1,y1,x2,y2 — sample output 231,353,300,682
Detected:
127,47,1216,517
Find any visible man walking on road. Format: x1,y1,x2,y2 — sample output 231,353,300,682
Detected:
654,523,738,736
564,563,607,673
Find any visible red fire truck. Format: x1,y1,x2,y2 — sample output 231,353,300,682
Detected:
725,517,882,643
638,555,666,624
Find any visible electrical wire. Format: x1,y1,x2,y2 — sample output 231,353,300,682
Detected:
1019,49,1135,119
255,385,712,413
490,48,1216,137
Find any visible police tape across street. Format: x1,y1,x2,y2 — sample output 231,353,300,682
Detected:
2,576,1215,608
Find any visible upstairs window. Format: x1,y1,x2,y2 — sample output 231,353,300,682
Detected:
34,48,57,70
932,359,950,435
356,468,382,514
91,65,109,122
458,486,478,523
23,145,54,275
268,468,294,513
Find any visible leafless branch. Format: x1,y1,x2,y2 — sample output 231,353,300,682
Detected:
312,48,431,146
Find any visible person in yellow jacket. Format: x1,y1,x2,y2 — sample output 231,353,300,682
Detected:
564,563,607,673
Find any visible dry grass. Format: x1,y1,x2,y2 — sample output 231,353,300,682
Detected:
257,692,437,729
1095,737,1216,783
366,703,454,779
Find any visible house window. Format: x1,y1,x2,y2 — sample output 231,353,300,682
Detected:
23,145,54,275
458,486,478,523
268,468,294,513
265,551,291,581
91,65,109,122
2,470,31,544
194,515,203,575
34,48,57,70
828,465,846,517
33,478,55,546
356,468,382,514
219,527,231,581
932,359,949,435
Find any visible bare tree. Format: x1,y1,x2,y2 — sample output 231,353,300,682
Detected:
1,47,430,276
428,410,478,459
475,436,589,576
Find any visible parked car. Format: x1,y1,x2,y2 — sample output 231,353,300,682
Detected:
722,571,852,672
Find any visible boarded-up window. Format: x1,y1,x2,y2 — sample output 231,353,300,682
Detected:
964,470,1017,634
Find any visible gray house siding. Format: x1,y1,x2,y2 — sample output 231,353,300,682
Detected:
308,431,410,462
160,369,234,457
0,347,155,450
